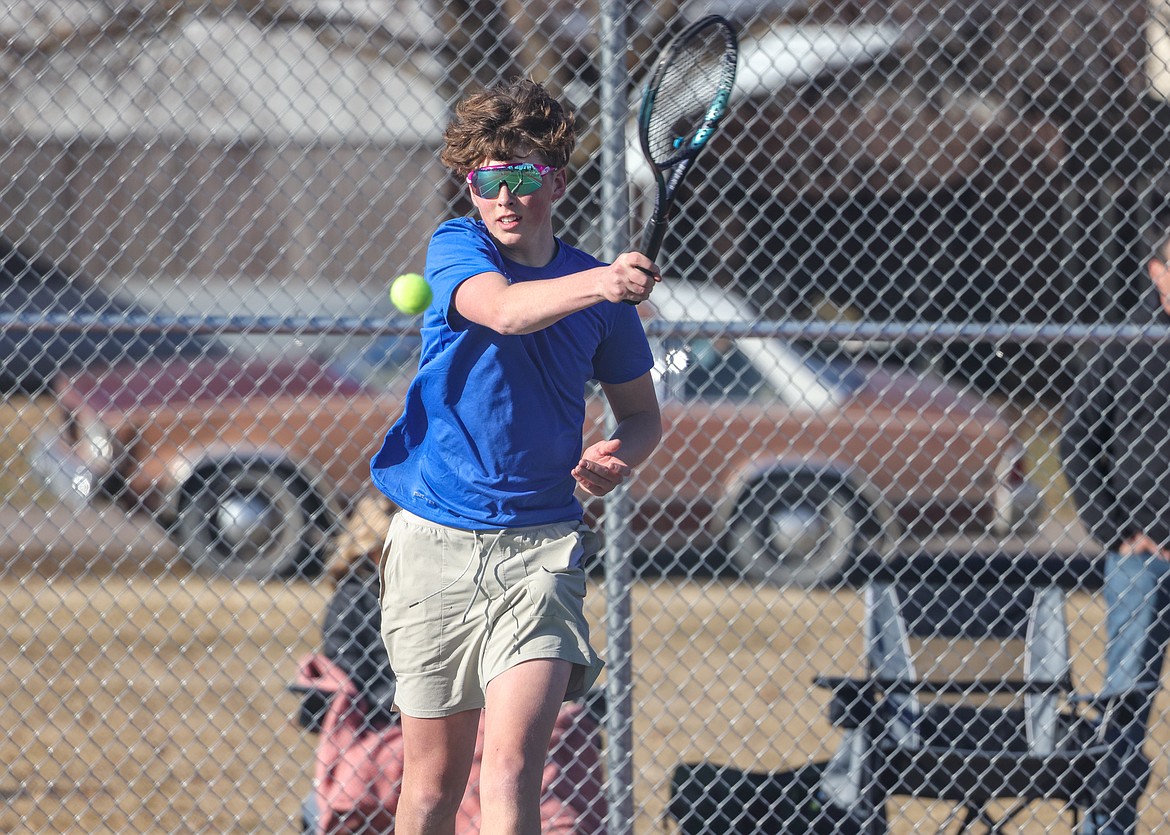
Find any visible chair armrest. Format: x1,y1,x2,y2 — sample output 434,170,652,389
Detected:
812,672,1075,730
1070,681,1159,712
897,678,1071,696
815,674,1065,697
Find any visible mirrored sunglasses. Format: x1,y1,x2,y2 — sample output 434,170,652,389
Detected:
466,163,555,199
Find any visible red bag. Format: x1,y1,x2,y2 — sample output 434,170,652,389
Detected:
300,654,403,834
296,654,608,834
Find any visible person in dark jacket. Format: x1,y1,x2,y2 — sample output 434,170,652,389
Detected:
319,496,400,724
1061,228,1170,835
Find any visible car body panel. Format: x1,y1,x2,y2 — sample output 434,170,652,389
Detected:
41,355,403,522
32,278,1040,579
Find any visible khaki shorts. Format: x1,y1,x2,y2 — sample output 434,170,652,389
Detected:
378,509,603,719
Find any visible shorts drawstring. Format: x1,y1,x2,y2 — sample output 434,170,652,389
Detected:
461,529,504,623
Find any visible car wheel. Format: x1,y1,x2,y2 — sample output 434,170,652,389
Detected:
175,460,330,580
727,473,866,587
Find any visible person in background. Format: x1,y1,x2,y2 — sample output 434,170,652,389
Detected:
1060,227,1170,835
369,77,661,835
297,494,400,834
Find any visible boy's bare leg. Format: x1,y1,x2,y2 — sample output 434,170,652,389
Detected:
397,709,481,835
479,658,574,835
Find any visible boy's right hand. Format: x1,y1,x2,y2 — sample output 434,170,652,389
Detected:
599,252,660,304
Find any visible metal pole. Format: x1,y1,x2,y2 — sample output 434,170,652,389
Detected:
598,1,636,834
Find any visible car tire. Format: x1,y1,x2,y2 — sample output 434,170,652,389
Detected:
726,472,871,587
174,459,331,580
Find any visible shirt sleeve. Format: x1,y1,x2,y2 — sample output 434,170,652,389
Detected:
591,302,654,384
425,219,502,327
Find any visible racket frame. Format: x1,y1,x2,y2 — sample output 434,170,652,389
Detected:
636,15,739,262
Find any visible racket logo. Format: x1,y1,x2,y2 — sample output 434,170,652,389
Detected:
689,82,733,148
680,89,733,149
704,89,731,124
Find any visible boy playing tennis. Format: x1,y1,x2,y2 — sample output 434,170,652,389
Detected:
370,78,662,835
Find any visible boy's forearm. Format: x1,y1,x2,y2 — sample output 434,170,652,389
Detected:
609,410,662,469
487,271,609,334
458,256,658,335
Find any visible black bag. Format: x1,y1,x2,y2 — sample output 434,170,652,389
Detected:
668,760,859,835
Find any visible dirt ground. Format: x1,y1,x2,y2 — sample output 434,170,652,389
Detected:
2,562,1170,835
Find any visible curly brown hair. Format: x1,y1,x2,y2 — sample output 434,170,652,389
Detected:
440,78,576,176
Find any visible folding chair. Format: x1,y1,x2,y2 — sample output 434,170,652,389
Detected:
814,575,1149,835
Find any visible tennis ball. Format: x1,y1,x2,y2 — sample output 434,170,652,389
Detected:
389,272,432,315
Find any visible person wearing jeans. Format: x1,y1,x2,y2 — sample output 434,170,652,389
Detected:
1078,551,1170,835
1061,227,1170,835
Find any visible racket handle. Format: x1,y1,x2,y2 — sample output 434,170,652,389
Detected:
622,265,659,305
640,219,665,264
627,199,665,305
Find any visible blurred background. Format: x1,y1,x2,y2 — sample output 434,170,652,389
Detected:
2,0,1169,832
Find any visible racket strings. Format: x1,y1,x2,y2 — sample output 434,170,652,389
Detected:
644,29,735,167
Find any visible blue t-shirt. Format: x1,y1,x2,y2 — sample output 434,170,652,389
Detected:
370,217,654,529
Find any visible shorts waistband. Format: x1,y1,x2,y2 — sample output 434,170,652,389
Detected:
396,508,580,537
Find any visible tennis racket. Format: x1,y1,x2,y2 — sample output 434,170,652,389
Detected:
637,15,739,265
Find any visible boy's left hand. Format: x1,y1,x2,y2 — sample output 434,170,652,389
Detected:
572,439,632,497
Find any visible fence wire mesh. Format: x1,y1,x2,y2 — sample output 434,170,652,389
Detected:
3,0,1170,832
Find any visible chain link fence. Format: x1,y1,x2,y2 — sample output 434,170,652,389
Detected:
3,0,1170,832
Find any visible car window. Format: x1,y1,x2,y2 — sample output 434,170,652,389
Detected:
321,335,422,388
686,338,778,400
0,242,228,393
793,342,868,394
654,337,780,401
653,333,875,409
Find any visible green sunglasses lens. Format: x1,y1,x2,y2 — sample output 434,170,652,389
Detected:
469,165,545,198
508,171,543,196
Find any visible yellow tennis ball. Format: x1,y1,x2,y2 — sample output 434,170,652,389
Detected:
389,272,432,315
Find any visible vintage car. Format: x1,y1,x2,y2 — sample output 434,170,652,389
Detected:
32,279,1040,585
621,280,1039,584
32,349,407,579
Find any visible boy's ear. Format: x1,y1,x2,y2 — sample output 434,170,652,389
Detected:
552,168,568,200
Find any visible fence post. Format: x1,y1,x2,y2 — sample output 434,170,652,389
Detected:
599,1,636,834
